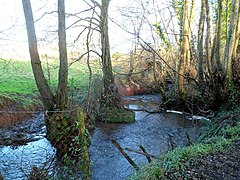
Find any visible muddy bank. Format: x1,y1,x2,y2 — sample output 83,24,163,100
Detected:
0,95,42,127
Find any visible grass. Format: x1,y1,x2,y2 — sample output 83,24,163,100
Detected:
0,58,101,108
0,60,38,95
130,109,240,180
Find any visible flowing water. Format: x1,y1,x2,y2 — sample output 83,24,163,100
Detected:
0,95,202,180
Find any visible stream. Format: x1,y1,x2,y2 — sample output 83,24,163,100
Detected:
0,95,202,180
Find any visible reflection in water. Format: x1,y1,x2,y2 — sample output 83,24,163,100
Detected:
0,95,202,180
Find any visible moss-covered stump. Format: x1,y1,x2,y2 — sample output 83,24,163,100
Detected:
101,106,135,123
45,108,90,158
45,108,90,179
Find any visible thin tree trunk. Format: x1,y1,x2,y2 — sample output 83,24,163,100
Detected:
233,7,240,58
215,0,223,69
205,0,212,74
226,0,229,39
223,0,239,88
86,24,93,114
197,0,206,85
22,0,55,110
210,20,217,69
178,0,190,95
100,0,121,106
56,0,68,110
188,0,195,65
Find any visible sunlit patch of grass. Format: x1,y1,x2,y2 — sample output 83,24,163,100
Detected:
0,60,38,95
0,59,100,93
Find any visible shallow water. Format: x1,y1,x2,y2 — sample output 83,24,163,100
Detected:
0,95,202,180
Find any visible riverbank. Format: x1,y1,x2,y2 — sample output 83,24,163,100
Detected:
0,94,42,127
0,94,203,180
130,108,240,179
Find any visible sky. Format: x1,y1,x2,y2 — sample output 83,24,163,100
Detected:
0,0,185,60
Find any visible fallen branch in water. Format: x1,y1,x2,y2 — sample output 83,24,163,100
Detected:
111,140,139,171
125,147,155,163
138,145,152,163
186,132,192,146
168,134,175,150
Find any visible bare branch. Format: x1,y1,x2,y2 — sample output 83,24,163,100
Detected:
34,11,57,23
69,50,101,67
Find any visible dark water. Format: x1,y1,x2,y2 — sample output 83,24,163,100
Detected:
0,95,202,180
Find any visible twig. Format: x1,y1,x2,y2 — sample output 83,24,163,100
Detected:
125,147,155,161
111,140,139,170
138,145,153,163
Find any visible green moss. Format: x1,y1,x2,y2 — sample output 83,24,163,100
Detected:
103,106,135,123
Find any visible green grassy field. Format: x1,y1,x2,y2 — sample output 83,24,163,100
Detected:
0,58,101,108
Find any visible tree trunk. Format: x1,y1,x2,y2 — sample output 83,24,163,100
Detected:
233,6,240,58
215,0,223,69
187,0,194,66
205,0,212,74
56,0,68,110
223,0,239,89
100,0,121,106
197,0,206,86
22,0,55,110
177,0,190,95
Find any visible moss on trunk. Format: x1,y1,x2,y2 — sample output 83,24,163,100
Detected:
101,106,135,123
45,108,90,178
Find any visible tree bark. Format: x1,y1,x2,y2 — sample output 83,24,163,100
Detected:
205,0,212,74
223,0,239,89
177,0,190,95
100,0,121,106
56,0,68,110
197,0,206,86
233,6,240,58
22,0,55,110
215,0,223,69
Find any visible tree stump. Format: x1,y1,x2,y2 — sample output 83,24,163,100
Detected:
45,108,90,179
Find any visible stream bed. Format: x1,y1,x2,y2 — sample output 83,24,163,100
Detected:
0,95,203,180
